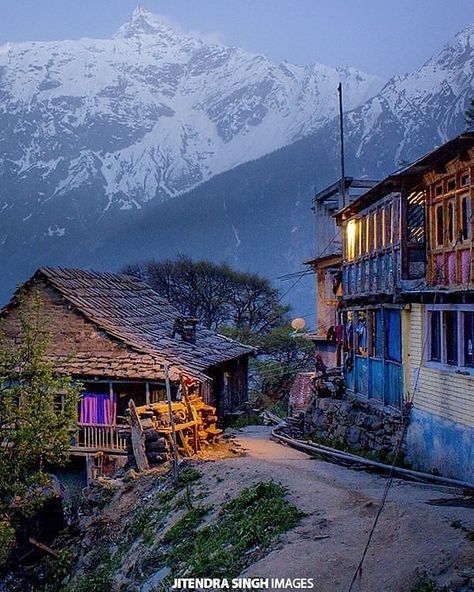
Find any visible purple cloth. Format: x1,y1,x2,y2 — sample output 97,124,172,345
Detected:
80,392,116,425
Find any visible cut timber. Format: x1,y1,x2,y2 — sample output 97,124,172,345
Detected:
127,395,221,466
128,400,149,472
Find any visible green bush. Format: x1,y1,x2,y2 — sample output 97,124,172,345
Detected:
0,519,15,567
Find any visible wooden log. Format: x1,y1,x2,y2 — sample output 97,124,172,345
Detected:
146,452,169,464
28,538,58,558
128,400,149,472
146,440,168,453
140,418,155,430
144,430,160,442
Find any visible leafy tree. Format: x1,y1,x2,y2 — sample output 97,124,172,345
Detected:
466,98,474,128
0,295,81,564
250,324,314,406
123,256,288,336
124,257,314,413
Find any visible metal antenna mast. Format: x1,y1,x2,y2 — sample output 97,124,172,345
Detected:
338,83,346,208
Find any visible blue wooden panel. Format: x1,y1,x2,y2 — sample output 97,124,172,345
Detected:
369,358,384,401
346,362,355,391
354,355,368,396
384,362,403,408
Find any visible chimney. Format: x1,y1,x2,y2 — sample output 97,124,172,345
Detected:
172,316,198,344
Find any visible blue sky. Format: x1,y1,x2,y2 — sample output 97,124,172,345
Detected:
0,0,473,77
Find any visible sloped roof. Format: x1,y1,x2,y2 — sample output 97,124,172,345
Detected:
9,267,252,382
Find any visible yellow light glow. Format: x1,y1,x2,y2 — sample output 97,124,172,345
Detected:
347,220,356,260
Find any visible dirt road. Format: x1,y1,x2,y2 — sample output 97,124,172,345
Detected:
197,426,474,592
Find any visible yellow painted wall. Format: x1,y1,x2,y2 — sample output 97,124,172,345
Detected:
407,303,474,429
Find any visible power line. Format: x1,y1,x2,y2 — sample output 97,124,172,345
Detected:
347,230,465,591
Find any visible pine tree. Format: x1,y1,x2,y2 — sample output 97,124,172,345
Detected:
0,294,81,563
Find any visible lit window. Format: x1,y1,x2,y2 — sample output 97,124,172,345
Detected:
346,220,356,260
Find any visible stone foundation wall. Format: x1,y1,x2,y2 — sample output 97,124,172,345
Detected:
304,396,405,454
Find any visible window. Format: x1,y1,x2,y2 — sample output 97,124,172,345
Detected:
447,177,456,192
444,312,458,365
381,208,386,248
385,204,392,246
426,308,474,369
346,219,356,260
365,216,370,253
461,174,470,187
435,205,444,246
447,201,455,244
355,310,368,356
461,194,471,241
372,211,378,250
384,309,401,362
435,184,443,197
464,313,474,368
430,311,441,362
369,309,384,358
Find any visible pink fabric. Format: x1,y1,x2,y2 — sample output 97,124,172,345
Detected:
435,254,444,284
447,252,456,284
461,250,471,284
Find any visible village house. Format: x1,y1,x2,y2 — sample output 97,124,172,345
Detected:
313,131,474,482
0,267,252,473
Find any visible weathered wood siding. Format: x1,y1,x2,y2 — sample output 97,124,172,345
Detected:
408,303,474,428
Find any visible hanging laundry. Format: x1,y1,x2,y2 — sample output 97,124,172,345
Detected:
80,392,116,425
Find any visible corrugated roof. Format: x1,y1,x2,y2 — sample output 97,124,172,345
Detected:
23,267,252,382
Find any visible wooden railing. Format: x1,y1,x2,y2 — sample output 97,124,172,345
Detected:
72,423,129,453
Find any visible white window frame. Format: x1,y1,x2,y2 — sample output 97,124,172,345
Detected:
425,305,474,374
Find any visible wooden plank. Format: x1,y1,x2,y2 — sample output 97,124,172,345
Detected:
28,538,58,558
128,400,149,472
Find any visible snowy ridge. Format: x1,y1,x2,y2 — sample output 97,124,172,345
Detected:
346,24,474,171
0,6,383,212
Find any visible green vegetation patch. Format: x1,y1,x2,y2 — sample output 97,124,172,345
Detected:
161,481,304,579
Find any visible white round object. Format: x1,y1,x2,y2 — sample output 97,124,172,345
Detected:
291,317,306,331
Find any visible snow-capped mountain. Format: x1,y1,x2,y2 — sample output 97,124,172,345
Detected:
343,24,474,175
0,10,473,311
0,6,382,214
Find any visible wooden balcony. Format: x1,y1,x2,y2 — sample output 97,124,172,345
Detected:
70,423,129,455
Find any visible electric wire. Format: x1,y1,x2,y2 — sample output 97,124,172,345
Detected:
346,225,466,591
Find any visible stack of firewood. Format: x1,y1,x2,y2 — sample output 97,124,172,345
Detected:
127,396,222,469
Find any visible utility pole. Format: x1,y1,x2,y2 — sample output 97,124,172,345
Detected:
338,82,346,209
164,363,179,482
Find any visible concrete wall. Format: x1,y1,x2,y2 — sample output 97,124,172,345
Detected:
406,408,474,483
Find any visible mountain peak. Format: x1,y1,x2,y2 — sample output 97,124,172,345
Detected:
114,5,174,39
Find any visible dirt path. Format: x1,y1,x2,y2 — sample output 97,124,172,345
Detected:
196,426,473,592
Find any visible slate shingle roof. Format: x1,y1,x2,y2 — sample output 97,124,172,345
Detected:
34,267,252,382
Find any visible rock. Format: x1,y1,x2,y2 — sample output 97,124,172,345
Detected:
141,566,172,592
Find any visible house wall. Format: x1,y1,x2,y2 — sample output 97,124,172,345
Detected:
207,355,249,415
1,279,161,380
406,303,474,482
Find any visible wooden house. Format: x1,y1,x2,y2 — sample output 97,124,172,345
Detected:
306,178,378,367
1,267,252,467
333,132,474,482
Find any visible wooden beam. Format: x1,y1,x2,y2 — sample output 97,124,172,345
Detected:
128,400,149,472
